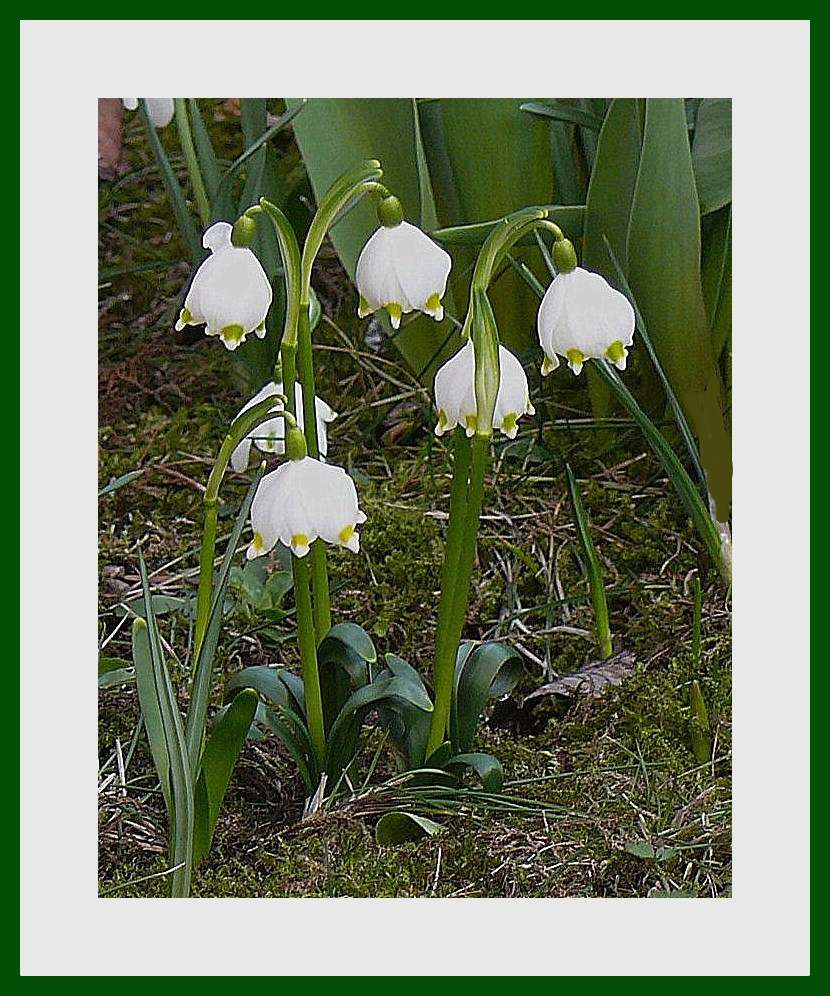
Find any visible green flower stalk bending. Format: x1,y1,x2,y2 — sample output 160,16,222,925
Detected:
186,392,290,771
173,98,210,229
427,210,569,754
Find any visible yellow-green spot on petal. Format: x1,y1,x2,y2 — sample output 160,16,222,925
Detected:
502,412,518,435
437,409,448,430
338,524,356,545
541,354,559,376
291,533,309,549
606,340,626,364
179,307,193,325
221,324,245,345
425,292,442,313
386,302,402,326
465,413,478,432
358,295,372,318
566,348,585,368
252,531,264,552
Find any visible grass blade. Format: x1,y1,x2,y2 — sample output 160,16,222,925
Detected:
140,103,202,265
187,98,222,203
565,464,613,659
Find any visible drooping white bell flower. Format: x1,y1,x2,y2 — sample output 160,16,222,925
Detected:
122,97,175,129
434,338,534,440
247,457,366,560
230,382,337,472
355,198,451,330
537,266,635,376
175,222,273,351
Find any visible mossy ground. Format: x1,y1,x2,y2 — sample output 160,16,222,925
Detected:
98,104,731,899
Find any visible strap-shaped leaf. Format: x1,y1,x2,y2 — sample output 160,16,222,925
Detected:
259,704,319,795
225,665,305,717
192,688,257,864
139,103,202,265
187,98,222,204
445,752,504,793
451,641,523,753
375,811,442,845
132,621,170,812
317,622,376,731
135,551,194,897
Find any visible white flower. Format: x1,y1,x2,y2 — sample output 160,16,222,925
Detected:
434,339,534,440
122,97,175,129
537,267,635,376
175,222,273,351
230,382,337,472
356,221,451,329
246,457,366,560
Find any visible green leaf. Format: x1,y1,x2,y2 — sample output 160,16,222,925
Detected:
140,104,202,265
565,464,613,660
226,665,305,717
132,621,170,811
624,840,679,862
98,469,142,498
317,622,376,733
692,98,731,215
187,99,222,203
627,98,730,519
701,206,732,360
98,666,135,689
520,101,604,132
445,752,504,792
581,98,644,426
375,811,442,845
135,552,194,896
116,594,189,619
193,688,257,864
451,641,523,753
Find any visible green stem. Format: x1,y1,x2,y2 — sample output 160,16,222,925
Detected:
174,98,210,228
296,304,331,640
427,435,490,756
293,553,326,767
431,430,472,702
186,394,286,769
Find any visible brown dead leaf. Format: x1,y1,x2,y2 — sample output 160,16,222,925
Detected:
98,98,126,179
523,650,637,703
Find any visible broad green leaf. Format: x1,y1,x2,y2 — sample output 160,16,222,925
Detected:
98,666,135,689
375,811,442,845
445,752,504,793
627,98,731,519
451,641,523,753
422,98,554,355
692,98,731,215
193,688,257,864
318,622,376,733
701,206,732,360
520,101,604,131
225,665,304,715
582,98,644,425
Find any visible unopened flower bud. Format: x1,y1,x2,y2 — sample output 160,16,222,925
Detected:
232,215,258,248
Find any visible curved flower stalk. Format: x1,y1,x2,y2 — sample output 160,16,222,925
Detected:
434,338,534,440
537,243,635,376
247,457,366,560
175,222,273,350
230,381,337,471
355,196,451,329
122,97,174,128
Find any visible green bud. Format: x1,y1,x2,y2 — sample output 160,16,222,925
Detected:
232,215,257,247
553,238,578,274
285,424,308,461
378,195,404,228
